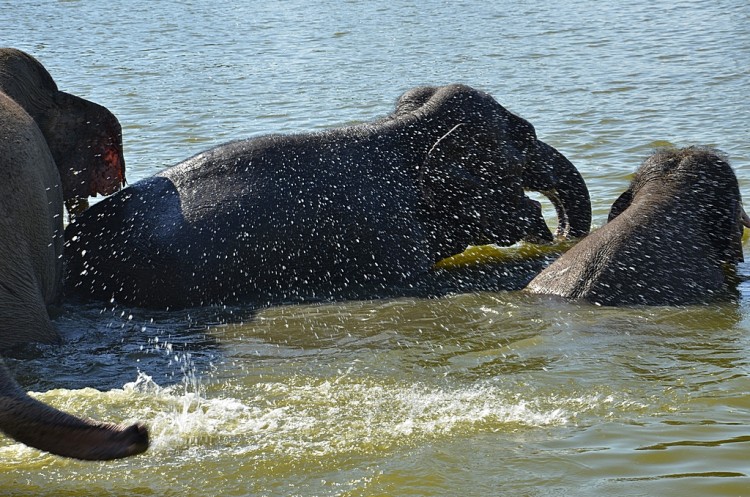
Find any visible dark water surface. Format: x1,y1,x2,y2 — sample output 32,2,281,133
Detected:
2,0,750,495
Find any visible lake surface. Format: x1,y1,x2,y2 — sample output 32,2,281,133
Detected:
2,0,750,495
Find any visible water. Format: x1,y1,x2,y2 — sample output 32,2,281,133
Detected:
2,0,750,495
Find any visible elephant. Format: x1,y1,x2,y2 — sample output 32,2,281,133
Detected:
0,48,147,459
526,146,749,306
65,84,591,308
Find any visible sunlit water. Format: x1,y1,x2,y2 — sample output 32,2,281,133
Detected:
2,0,750,495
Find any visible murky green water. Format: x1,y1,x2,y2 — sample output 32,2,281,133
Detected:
2,0,750,495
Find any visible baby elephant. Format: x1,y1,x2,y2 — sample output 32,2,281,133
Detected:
526,146,749,306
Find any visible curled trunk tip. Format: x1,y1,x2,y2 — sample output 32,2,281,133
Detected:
524,140,591,240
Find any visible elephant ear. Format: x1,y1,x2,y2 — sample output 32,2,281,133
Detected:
419,123,492,210
713,200,746,264
419,122,543,249
607,189,634,223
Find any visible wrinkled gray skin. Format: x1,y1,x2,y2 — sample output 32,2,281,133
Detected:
66,84,591,308
0,48,147,460
526,147,749,306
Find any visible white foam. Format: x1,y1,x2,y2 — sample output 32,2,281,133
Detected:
118,372,632,457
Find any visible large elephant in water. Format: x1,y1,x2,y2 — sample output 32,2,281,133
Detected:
0,48,147,459
526,146,749,305
65,84,591,308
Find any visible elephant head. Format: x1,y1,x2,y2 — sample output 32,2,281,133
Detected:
0,359,148,460
608,146,748,266
399,85,591,259
0,48,125,216
526,146,749,305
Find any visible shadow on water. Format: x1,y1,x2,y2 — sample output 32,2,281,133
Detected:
5,301,258,393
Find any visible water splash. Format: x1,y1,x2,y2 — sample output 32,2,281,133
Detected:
124,372,216,452
118,370,644,459
125,332,219,453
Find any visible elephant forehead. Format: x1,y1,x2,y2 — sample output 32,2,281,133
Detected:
0,49,58,109
637,147,736,186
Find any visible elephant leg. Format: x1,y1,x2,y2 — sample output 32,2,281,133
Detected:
0,262,62,350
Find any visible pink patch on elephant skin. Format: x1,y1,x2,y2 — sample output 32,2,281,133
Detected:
91,145,126,196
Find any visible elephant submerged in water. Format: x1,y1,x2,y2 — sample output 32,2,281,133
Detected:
65,84,591,308
0,48,147,459
526,146,749,306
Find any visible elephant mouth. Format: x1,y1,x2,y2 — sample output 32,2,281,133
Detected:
91,144,126,196
479,196,553,246
519,197,554,244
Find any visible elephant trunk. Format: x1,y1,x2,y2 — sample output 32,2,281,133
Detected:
0,361,148,460
523,140,591,239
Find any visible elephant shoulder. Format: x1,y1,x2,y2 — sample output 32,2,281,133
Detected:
0,235,61,346
67,176,182,250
